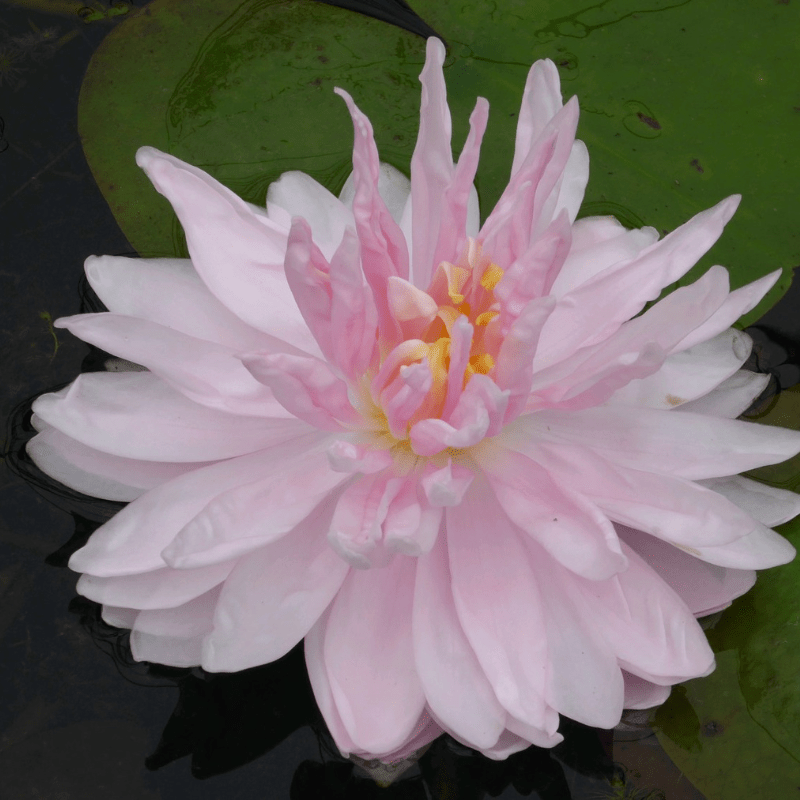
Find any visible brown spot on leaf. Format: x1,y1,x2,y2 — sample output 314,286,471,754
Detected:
690,158,705,173
637,111,661,130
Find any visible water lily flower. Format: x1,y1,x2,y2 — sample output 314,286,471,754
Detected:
29,37,800,762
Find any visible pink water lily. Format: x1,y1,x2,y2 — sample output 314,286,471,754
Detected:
29,37,800,761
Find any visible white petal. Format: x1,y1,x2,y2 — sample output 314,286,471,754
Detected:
202,495,349,670
267,170,354,260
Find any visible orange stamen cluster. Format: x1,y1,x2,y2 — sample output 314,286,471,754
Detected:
421,240,504,402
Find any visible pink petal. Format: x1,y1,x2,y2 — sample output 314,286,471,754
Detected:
281,217,335,359
282,219,378,381
336,87,409,343
519,535,625,729
677,369,769,418
442,315,474,418
494,296,556,421
412,532,507,750
383,479,443,556
68,431,329,577
521,405,800,479
410,375,508,458
510,59,563,177
77,560,234,610
327,472,403,568
323,556,426,753
134,586,220,638
102,606,139,629
135,147,320,356
535,196,741,369
673,269,781,352
483,728,560,759
266,170,352,260
32,372,308,462
130,587,220,668
387,276,438,330
431,97,489,269
549,218,659,298
532,266,732,408
383,360,434,440
608,330,753,410
619,525,756,617
326,440,393,475
305,607,359,755
530,441,776,550
85,255,285,351
201,495,349,670
446,480,552,730
162,444,347,568
494,210,572,320
360,710,442,763
532,343,665,412
370,339,429,400
240,351,359,430
575,543,715,685
481,445,627,580
420,460,474,507
681,526,795,569
481,99,579,269
409,38,454,289
700,475,800,527
27,423,209,502
550,140,590,224
410,398,488,457
339,161,411,226
57,313,286,418
454,373,509,438
622,673,671,710
328,226,379,380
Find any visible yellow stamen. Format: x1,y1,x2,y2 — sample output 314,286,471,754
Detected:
435,305,462,334
479,263,504,291
475,310,499,327
469,352,495,375
444,264,470,305
427,337,451,387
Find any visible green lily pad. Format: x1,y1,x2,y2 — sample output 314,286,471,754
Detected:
78,0,426,257
654,648,800,800
79,0,798,324
653,386,800,799
410,0,800,325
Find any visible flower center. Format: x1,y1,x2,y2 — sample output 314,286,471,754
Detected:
422,248,504,393
352,239,507,463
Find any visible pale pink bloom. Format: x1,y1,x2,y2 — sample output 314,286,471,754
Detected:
29,38,800,762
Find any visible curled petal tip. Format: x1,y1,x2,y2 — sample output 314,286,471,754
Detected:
135,145,163,169
722,193,742,216
426,36,446,64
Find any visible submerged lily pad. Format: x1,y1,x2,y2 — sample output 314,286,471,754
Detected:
79,0,798,323
654,647,800,800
